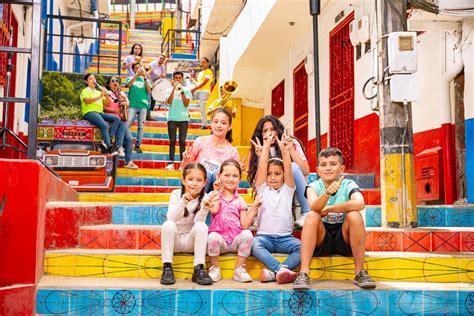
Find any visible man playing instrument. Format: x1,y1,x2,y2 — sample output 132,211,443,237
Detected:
164,71,192,170
147,54,168,120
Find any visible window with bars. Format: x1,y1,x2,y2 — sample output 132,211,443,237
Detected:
271,80,285,118
0,4,12,86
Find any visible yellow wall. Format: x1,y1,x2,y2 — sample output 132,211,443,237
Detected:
240,105,264,146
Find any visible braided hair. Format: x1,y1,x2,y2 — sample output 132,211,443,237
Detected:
181,162,207,217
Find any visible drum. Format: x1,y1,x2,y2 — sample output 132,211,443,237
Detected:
151,78,173,102
182,77,195,89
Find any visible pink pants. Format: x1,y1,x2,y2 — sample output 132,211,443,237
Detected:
207,230,253,257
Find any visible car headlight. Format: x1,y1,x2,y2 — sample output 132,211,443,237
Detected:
44,155,59,166
89,156,106,167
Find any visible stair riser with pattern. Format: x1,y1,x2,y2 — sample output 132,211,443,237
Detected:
37,285,472,316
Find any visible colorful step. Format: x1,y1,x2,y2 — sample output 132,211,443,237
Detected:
366,206,474,227
78,193,254,204
43,250,474,283
36,277,474,315
77,223,474,253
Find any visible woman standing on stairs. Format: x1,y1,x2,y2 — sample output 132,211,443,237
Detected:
122,44,144,77
104,76,139,170
191,57,213,130
182,108,240,193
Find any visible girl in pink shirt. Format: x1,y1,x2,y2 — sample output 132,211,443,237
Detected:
182,108,240,192
207,159,262,283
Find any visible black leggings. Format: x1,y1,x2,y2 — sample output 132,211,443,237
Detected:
168,121,188,162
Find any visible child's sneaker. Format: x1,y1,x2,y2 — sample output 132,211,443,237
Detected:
117,147,125,157
260,268,276,283
208,265,221,282
233,265,252,283
293,272,311,290
276,266,298,284
165,163,175,170
353,270,376,289
124,161,139,170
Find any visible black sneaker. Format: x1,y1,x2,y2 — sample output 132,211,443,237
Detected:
293,272,311,290
160,262,175,285
134,146,143,154
353,270,376,289
107,146,118,156
191,264,213,285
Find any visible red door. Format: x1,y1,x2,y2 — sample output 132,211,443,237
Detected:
293,61,308,149
329,12,354,169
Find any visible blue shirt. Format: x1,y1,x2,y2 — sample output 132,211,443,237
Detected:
306,178,360,224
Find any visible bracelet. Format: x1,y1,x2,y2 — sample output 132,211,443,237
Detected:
324,190,331,196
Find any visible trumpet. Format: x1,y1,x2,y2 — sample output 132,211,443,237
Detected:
175,83,183,94
207,80,238,117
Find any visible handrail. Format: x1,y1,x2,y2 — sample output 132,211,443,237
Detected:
161,28,200,58
45,15,123,75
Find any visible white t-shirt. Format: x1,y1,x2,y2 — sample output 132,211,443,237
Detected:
149,60,166,82
256,183,295,235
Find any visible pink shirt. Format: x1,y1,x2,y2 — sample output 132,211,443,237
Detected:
209,190,247,243
189,135,240,173
106,91,128,118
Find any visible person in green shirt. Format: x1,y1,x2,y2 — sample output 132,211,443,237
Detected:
125,63,152,153
80,74,120,155
164,71,192,170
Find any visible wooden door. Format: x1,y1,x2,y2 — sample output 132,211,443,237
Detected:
329,12,355,169
293,61,308,149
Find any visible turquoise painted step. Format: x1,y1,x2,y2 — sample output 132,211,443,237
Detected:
131,132,200,140
36,278,474,316
115,177,251,189
366,205,474,227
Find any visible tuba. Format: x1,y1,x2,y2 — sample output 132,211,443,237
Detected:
206,80,238,117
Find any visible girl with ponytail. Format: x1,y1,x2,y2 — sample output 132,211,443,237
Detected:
160,162,219,286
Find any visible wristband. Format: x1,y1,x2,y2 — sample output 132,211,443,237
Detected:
323,190,330,196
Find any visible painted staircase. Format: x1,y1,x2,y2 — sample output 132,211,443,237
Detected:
36,102,474,314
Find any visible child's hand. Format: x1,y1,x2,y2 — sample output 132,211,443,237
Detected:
250,195,262,210
202,191,219,209
213,177,222,192
182,192,193,203
325,176,345,195
276,129,292,152
182,143,193,160
262,132,274,147
250,138,263,158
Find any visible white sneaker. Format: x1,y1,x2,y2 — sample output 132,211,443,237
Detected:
295,212,308,228
165,163,175,170
124,161,139,170
260,268,276,283
117,147,125,157
276,267,298,284
234,265,252,283
208,265,221,282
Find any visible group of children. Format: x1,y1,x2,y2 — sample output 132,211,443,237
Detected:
160,110,376,290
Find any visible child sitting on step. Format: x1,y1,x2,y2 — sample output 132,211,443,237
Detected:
160,162,219,286
207,159,262,283
292,147,376,290
182,108,240,193
250,130,301,284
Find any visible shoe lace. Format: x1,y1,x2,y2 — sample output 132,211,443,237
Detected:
358,270,372,282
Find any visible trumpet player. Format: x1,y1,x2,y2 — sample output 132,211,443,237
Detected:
104,76,138,170
164,71,192,170
126,62,153,154
122,44,144,77
191,57,213,130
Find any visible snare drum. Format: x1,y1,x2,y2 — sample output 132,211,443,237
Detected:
151,78,173,102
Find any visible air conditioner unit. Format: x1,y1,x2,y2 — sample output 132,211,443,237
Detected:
439,0,474,10
358,16,370,43
349,19,360,46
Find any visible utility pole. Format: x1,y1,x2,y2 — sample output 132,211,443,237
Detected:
377,0,417,228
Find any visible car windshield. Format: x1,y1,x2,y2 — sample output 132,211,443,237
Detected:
52,143,94,151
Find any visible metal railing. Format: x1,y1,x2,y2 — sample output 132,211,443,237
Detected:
161,28,200,58
44,15,123,75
